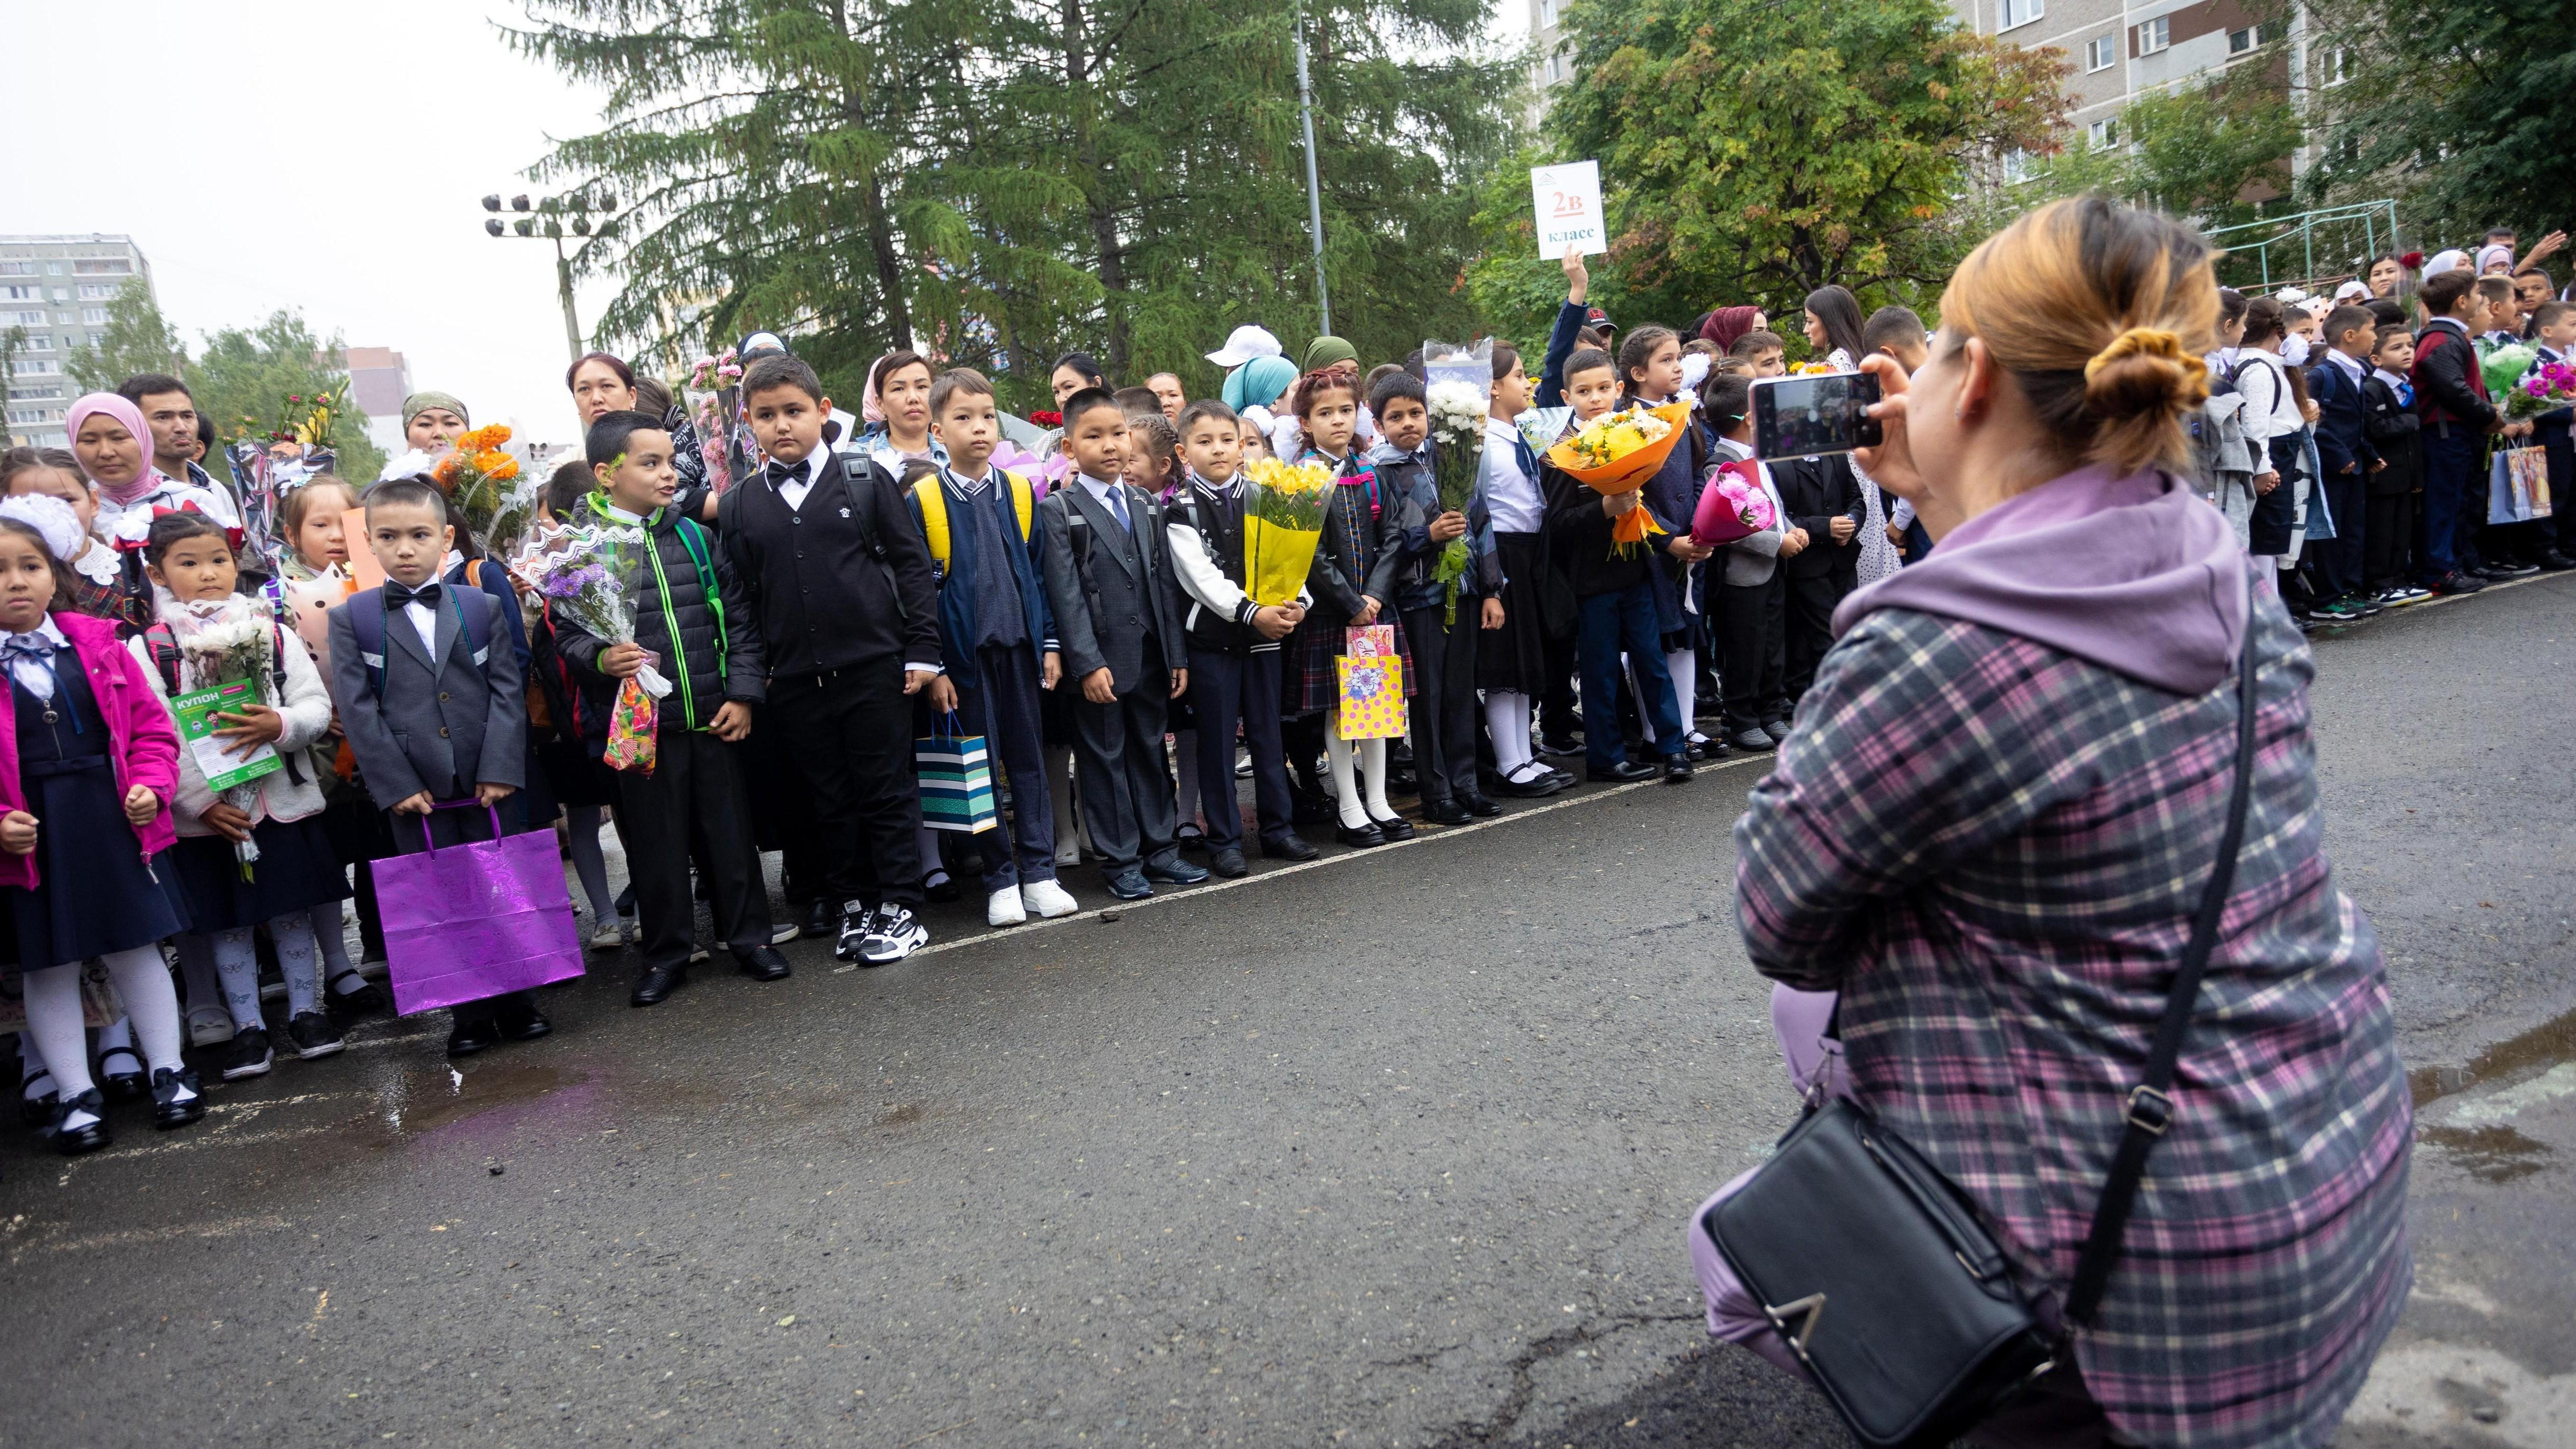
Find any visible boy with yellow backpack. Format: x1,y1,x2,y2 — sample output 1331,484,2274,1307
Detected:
908,369,1075,927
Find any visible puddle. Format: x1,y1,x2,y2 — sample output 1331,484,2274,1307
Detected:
2417,1124,2553,1184
2410,1007,2576,1106
363,1065,589,1139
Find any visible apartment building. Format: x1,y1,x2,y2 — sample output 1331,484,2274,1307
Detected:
2,234,151,448
1952,0,2298,162
1525,0,1570,126
345,345,415,456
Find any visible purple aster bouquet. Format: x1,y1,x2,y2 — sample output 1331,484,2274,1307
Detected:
2505,359,2576,421
514,521,647,648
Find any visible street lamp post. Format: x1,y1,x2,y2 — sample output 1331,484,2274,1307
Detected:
480,191,618,364
1293,5,1331,337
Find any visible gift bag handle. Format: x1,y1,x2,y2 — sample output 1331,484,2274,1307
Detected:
414,798,506,856
932,709,967,742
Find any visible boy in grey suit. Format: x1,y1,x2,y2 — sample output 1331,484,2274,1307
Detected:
1038,388,1207,900
327,477,539,1057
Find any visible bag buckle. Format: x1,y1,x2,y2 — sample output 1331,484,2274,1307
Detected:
2124,1085,2172,1136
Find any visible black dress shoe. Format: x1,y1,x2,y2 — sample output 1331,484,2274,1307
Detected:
1588,760,1657,783
1258,832,1320,862
150,1067,205,1130
801,898,836,940
923,870,961,904
1142,853,1209,884
1662,756,1694,783
1369,815,1416,842
446,1016,500,1057
52,1089,109,1156
1209,847,1250,879
2542,551,2576,571
1492,771,1563,799
494,1003,553,1042
1332,821,1387,848
734,945,793,981
1457,791,1503,818
630,963,687,1006
1105,871,1153,901
1422,798,1471,826
1537,733,1583,758
1543,767,1576,788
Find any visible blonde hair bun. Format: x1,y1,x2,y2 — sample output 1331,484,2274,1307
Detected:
2082,327,2210,425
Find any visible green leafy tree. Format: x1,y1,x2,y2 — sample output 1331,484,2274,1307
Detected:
1533,0,2068,327
2305,0,2574,251
64,278,187,395
514,0,1516,410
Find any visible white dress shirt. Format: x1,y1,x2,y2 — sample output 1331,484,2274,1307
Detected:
772,451,825,513
404,597,440,657
1480,417,1545,534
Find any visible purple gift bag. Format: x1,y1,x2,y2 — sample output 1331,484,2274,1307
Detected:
375,802,584,1017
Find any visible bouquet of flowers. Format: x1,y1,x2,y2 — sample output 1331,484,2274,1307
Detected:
164,595,284,875
2505,358,2576,421
1547,402,1692,554
1241,456,1335,606
1424,378,1489,625
518,521,665,773
2480,342,2536,399
434,425,541,558
1692,467,1778,548
688,350,744,392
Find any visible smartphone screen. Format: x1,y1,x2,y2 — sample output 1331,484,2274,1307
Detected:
1750,372,1883,460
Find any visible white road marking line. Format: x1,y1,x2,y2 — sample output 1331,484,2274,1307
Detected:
6,1213,291,1264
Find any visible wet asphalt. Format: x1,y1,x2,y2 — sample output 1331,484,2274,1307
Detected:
3,574,2572,1449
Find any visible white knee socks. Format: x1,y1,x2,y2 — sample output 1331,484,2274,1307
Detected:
1666,649,1696,742
1322,713,1367,828
1360,737,1394,823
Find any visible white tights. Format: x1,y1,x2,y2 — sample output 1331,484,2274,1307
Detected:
186,912,323,1032
1320,711,1395,829
1485,690,1538,780
21,947,189,1130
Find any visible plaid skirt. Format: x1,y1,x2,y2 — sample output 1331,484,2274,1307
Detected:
1285,611,1416,716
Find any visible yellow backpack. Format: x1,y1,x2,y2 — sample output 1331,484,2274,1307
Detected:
911,470,1035,575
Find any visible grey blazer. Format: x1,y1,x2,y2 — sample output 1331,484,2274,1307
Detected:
327,585,527,807
1038,481,1187,696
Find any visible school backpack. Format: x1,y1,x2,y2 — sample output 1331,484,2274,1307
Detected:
344,584,495,700
910,471,1036,578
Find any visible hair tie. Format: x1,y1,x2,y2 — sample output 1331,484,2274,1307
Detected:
2083,327,2205,384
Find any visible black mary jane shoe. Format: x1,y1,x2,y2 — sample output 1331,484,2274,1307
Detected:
446,1017,501,1057
98,1046,147,1102
20,1069,59,1130
1457,792,1503,819
326,969,389,1017
1332,821,1387,849
734,945,793,983
151,1067,206,1130
1369,815,1417,843
630,962,688,1007
52,1089,110,1156
495,1003,553,1042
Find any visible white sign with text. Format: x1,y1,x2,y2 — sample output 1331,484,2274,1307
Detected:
1531,160,1606,261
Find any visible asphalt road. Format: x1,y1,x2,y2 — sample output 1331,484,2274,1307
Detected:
3,574,2571,1449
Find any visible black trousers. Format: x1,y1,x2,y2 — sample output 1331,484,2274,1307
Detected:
387,802,534,1029
2363,488,2411,592
1718,574,1786,736
1781,567,1849,705
1538,629,1581,744
1186,646,1293,850
768,661,925,912
1072,635,1179,877
1401,602,1482,806
2315,471,2369,601
617,729,768,972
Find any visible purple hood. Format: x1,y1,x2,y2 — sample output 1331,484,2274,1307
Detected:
1831,465,2247,696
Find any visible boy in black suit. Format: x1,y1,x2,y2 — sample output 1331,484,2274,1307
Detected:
1037,385,1208,900
327,477,540,1057
2360,328,2426,601
2307,304,2382,619
716,355,947,965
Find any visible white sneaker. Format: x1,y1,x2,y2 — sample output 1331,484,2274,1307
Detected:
187,1004,235,1048
588,922,626,951
1021,878,1081,919
987,886,1028,927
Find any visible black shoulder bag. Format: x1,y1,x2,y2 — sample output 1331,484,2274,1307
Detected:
1702,602,2261,1448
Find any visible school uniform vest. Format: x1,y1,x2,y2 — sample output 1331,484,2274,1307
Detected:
1180,485,1261,654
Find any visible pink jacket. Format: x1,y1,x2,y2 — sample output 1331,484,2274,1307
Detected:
0,611,181,890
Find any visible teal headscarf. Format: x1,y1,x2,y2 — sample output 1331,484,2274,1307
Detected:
1222,355,1297,412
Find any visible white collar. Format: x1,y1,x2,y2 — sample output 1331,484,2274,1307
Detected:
2325,348,2366,377
1077,473,1120,494
2372,366,2410,389
71,538,120,585
599,501,648,524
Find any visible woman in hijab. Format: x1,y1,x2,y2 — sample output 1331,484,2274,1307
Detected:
1698,305,1765,356
401,392,471,454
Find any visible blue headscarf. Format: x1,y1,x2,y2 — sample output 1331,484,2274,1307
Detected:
1222,355,1298,413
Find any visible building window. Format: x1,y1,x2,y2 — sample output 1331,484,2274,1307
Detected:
7,409,67,426
8,310,42,326
50,289,69,302
1,287,33,301
2001,148,2038,184
8,384,65,401
2088,118,2121,150
0,262,30,276
71,259,131,275
82,308,108,324
10,360,61,377
2136,15,2169,54
74,284,116,300
2085,36,2116,72
43,263,63,276
20,335,50,352
1997,0,2043,31
1539,0,1556,25
2323,46,2353,85
1548,51,1565,82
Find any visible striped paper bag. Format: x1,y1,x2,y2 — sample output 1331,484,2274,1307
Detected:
916,718,999,833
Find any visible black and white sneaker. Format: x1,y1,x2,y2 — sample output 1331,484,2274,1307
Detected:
833,904,877,963
285,1010,345,1060
217,1027,273,1081
860,905,929,965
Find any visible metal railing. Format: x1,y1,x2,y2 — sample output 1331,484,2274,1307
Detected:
2203,200,2402,294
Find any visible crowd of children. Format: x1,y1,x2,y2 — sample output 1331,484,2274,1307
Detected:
1,223,2565,1157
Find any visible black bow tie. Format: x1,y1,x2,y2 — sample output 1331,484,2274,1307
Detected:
765,458,808,487
387,581,442,608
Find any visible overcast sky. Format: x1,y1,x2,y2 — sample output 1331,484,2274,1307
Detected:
6,0,1535,449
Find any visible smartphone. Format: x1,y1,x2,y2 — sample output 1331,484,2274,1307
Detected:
1749,372,1882,460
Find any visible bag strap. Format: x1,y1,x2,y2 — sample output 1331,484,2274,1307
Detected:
2064,587,2262,1328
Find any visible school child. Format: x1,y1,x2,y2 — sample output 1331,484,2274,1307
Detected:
2529,302,2576,542
528,459,632,949
1490,348,1613,796
1039,387,1206,900
1166,398,1313,877
1121,412,1203,845
0,514,204,1154
2361,327,2427,601
1372,373,1502,825
908,369,1076,928
2307,305,2382,618
132,512,351,1075
553,411,785,1004
717,356,945,962
1285,367,1414,847
1729,332,1788,377
326,477,544,1057
2,448,125,622
1237,417,1273,465
1615,326,1718,756
2411,270,2506,594
1698,373,1795,752
1544,352,1708,785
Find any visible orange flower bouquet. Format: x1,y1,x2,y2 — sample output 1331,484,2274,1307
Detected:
433,424,540,555
1545,401,1692,553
